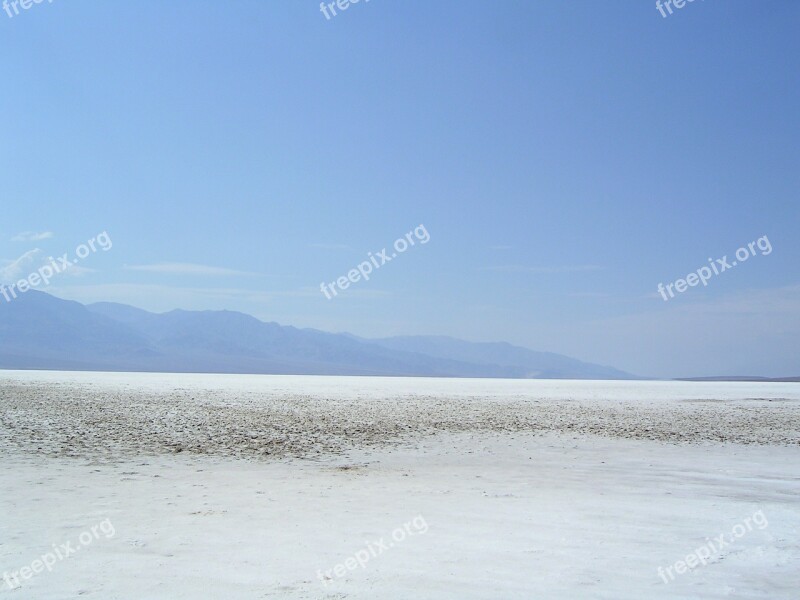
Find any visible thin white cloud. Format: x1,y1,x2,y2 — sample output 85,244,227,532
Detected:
481,265,604,274
0,249,42,282
61,264,96,277
0,249,96,284
124,263,258,277
11,231,53,242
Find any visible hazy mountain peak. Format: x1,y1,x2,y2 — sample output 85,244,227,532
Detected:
0,292,638,379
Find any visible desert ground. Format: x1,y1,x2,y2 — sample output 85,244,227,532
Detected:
1,371,799,599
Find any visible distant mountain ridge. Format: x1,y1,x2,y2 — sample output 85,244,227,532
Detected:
0,291,638,379
358,335,634,380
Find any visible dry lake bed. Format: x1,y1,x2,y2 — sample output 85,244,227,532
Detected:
1,371,799,599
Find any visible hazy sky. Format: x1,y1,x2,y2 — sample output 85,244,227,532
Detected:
1,1,798,378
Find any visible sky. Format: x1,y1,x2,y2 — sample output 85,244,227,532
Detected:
1,0,798,378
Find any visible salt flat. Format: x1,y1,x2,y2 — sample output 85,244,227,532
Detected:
1,371,799,599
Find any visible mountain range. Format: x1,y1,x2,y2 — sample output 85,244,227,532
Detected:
0,291,637,379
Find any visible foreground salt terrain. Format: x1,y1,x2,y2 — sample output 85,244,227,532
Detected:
1,372,799,599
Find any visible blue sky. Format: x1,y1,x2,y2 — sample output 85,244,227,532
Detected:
1,0,798,378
